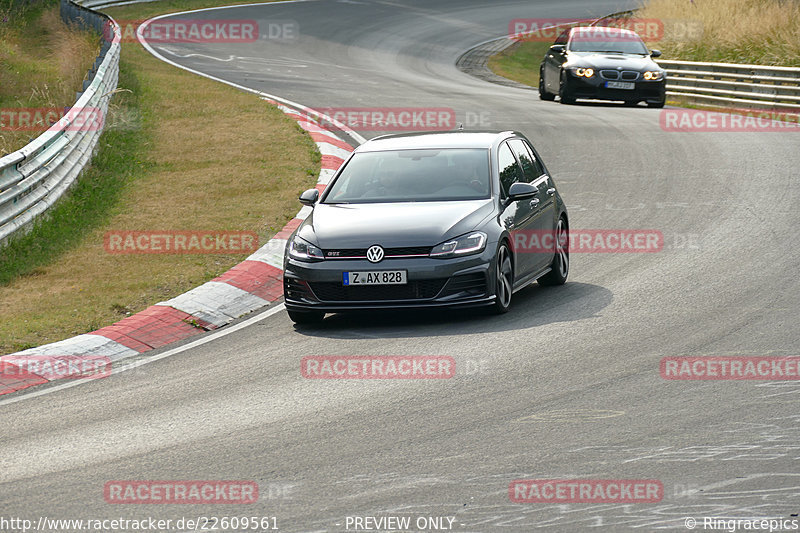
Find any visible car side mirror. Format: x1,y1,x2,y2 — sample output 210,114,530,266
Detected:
650,49,662,58
507,182,538,201
299,188,319,206
549,44,565,55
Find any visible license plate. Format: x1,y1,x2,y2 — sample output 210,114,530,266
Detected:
343,270,407,285
606,81,635,90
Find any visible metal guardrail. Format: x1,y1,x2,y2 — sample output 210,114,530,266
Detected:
658,59,800,110
0,0,120,247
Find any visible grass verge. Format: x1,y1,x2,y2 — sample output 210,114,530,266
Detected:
0,0,319,354
487,41,551,89
0,0,100,154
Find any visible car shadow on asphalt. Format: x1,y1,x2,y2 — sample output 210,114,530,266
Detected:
291,281,612,338
559,100,651,108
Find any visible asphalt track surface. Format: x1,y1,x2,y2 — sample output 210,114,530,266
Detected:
4,1,800,531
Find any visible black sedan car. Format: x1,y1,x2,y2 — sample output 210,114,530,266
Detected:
283,131,569,324
539,26,666,107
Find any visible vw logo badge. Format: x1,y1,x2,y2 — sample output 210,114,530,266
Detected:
366,245,384,263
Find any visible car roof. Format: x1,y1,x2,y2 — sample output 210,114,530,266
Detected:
355,131,518,152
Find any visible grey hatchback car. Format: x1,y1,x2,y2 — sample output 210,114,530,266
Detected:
283,131,569,324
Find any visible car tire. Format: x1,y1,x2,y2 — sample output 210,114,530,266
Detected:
647,99,665,108
539,217,569,286
559,71,575,105
491,242,514,314
287,309,325,324
539,71,555,101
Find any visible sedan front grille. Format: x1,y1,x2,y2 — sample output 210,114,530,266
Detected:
599,70,640,81
308,279,446,301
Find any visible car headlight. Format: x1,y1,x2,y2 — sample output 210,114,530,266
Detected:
430,232,487,258
289,235,324,261
574,67,594,78
643,70,663,80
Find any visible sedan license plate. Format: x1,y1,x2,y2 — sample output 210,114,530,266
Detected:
343,270,407,285
605,81,635,90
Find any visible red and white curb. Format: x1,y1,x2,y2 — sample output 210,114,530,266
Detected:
0,102,355,396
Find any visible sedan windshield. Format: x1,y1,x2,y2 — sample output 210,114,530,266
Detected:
568,28,649,54
323,148,491,203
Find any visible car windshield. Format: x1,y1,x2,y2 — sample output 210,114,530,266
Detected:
568,28,649,54
322,148,491,203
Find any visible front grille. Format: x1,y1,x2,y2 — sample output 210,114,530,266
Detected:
600,70,640,81
324,248,363,258
386,246,432,256
323,246,432,259
308,279,446,301
440,272,487,298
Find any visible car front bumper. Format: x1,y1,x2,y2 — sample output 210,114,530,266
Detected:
283,246,497,312
565,73,666,103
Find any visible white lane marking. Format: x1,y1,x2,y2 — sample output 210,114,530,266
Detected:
157,46,310,67
0,304,286,408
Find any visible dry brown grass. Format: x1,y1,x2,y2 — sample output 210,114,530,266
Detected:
0,5,99,154
636,0,800,65
0,27,319,353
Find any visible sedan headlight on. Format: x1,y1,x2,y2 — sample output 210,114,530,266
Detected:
430,232,487,258
289,236,324,261
574,67,594,78
643,70,663,80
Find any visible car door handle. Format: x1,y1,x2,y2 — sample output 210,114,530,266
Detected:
546,187,556,195
530,198,540,207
